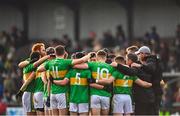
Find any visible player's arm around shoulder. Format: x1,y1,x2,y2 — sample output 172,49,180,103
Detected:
73,63,89,69
33,55,50,68
135,78,152,88
89,83,104,90
41,71,48,85
97,76,115,85
37,64,46,72
72,52,94,65
53,78,69,86
18,60,30,68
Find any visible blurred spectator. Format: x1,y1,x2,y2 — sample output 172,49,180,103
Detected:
102,30,115,48
167,54,178,72
12,69,23,94
149,26,160,52
3,75,16,100
86,31,97,48
0,31,10,47
115,25,126,47
159,41,169,71
62,34,72,49
162,85,173,109
0,101,7,115
0,73,4,99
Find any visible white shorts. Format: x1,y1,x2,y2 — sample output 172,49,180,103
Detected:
22,92,34,112
50,93,67,109
69,103,89,113
91,95,110,109
112,94,133,114
33,92,44,109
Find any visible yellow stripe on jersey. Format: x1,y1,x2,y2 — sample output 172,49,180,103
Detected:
70,78,88,85
49,70,68,78
92,72,111,79
46,70,50,78
114,79,133,87
35,72,42,79
23,73,31,81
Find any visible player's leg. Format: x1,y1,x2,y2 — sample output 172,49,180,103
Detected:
45,110,49,116
70,112,78,116
101,96,110,115
52,109,58,115
56,93,68,115
124,94,133,116
112,94,124,116
78,103,89,116
33,92,44,115
22,92,36,116
50,94,59,115
90,95,101,115
44,97,50,116
69,103,78,115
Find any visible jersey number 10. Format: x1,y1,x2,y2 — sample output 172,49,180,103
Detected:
96,67,109,79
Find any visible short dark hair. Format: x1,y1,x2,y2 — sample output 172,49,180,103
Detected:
30,52,41,63
55,45,65,56
46,47,55,55
75,52,85,59
127,53,138,62
115,55,125,64
96,50,107,58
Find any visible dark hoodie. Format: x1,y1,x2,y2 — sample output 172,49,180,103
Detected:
116,61,155,103
141,55,163,96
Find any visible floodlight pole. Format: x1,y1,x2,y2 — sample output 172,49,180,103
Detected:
64,0,80,43
19,3,29,40
118,0,134,41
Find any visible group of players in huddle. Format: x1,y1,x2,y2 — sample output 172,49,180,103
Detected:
16,43,157,116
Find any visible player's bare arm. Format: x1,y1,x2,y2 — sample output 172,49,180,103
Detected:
33,55,50,68
90,83,104,89
73,63,89,69
20,71,36,92
18,60,30,68
41,71,48,84
53,78,69,86
37,65,46,72
71,53,91,65
135,79,152,88
97,76,115,85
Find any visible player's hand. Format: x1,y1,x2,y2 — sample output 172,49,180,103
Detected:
131,63,141,68
46,96,50,107
111,62,117,67
88,78,96,83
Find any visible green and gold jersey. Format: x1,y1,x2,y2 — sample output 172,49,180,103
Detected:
88,62,115,97
34,60,49,93
45,58,72,94
65,69,91,103
23,63,35,92
34,70,44,93
112,70,138,95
